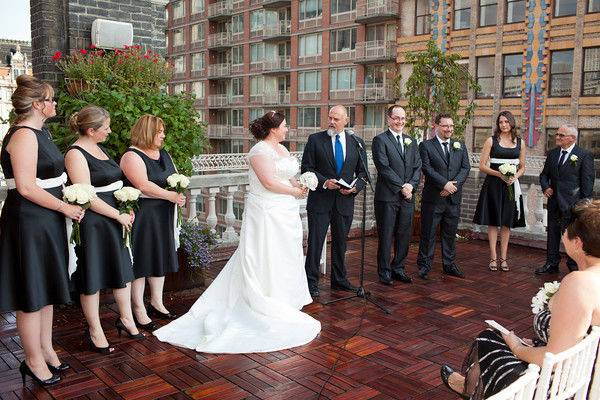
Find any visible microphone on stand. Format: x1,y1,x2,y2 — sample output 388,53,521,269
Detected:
345,128,362,149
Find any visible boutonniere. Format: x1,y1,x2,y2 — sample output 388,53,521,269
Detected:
569,154,578,166
452,141,461,151
403,138,412,147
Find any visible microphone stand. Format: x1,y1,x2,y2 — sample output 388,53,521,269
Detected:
322,131,391,315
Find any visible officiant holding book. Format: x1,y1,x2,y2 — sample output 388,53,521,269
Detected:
301,105,367,298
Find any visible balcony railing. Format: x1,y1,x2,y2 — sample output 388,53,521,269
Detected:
263,56,291,73
191,68,205,78
230,126,246,138
207,0,233,20
190,40,205,51
330,49,356,62
263,20,291,40
298,91,321,101
263,0,290,8
354,83,395,103
207,63,231,78
230,95,244,105
355,40,397,63
249,60,264,72
330,10,356,24
231,63,244,74
329,88,355,100
206,124,231,138
353,125,383,141
208,94,230,107
298,54,322,65
356,0,399,23
299,16,322,30
263,90,290,105
207,32,232,49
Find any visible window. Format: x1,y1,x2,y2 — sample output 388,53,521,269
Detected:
331,0,356,14
503,54,522,97
174,56,185,73
590,0,600,12
231,109,243,126
330,28,356,52
298,107,321,127
479,0,497,26
299,33,322,57
364,65,385,84
231,77,243,96
250,43,264,62
192,0,204,13
457,59,469,99
231,46,243,65
366,23,397,42
549,50,574,97
191,23,204,42
476,56,494,98
250,10,264,32
364,105,384,127
298,70,321,92
191,53,204,71
330,67,356,90
506,0,525,23
250,108,264,121
415,0,431,35
473,127,490,152
231,139,244,154
192,81,204,99
173,29,184,46
231,14,244,35
173,83,185,94
579,130,600,178
454,0,471,30
250,76,264,95
582,47,600,96
172,1,185,19
300,0,322,20
347,106,355,127
554,0,577,17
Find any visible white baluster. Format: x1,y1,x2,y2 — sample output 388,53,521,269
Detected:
222,185,239,242
520,183,529,230
187,190,198,222
206,187,220,235
532,184,546,233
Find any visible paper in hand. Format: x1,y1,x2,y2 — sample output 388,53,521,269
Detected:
485,320,531,346
336,178,358,189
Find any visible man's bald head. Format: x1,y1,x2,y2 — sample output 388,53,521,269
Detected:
328,105,349,133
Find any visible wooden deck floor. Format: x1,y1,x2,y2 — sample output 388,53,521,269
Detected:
0,237,565,400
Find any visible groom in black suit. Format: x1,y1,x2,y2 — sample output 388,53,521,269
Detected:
301,105,367,297
372,105,422,285
536,125,595,274
416,113,471,280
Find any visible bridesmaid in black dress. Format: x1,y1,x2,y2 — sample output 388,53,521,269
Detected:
472,111,526,272
0,75,85,386
64,105,144,354
120,115,186,330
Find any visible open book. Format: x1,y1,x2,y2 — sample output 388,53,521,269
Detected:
336,178,358,189
485,320,532,346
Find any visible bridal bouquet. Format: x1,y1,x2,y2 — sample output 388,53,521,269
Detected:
114,187,141,248
166,173,190,226
299,172,318,191
63,183,96,245
498,163,517,200
531,281,560,314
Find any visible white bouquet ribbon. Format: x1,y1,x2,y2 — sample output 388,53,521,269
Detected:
490,158,522,219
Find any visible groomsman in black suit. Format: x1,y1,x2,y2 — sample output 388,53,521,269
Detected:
372,105,422,285
416,113,471,280
536,125,595,274
301,105,367,298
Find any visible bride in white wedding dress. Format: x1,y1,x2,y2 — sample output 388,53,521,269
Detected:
153,111,321,353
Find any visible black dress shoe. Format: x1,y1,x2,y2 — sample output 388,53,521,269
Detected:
392,270,413,283
147,304,178,320
19,361,61,387
331,281,358,292
443,265,465,279
379,277,393,286
418,269,429,280
309,287,320,297
133,315,158,331
47,362,70,374
440,365,469,399
535,263,559,275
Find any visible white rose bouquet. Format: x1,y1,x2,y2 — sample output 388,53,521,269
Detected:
166,173,190,227
298,172,318,191
498,163,518,200
114,187,141,248
62,183,96,245
531,281,560,314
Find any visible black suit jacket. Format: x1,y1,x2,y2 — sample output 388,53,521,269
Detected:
540,145,595,215
419,137,471,205
372,130,422,202
301,130,367,216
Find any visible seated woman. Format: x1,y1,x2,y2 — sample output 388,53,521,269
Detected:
441,199,600,399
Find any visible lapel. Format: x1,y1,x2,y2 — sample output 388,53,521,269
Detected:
559,145,578,174
448,140,461,169
385,130,404,160
340,131,356,176
321,131,337,172
433,137,449,166
402,133,413,164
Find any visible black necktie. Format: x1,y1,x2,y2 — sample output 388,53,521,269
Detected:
442,142,450,163
396,135,403,154
558,150,567,167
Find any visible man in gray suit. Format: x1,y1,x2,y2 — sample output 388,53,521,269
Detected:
372,105,422,285
416,113,471,280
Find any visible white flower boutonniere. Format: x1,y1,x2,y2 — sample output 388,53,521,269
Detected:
403,138,412,147
569,154,578,166
531,281,560,314
452,141,461,151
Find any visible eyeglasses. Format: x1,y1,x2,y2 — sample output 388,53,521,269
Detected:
43,97,58,103
555,133,567,138
439,124,454,129
389,116,405,122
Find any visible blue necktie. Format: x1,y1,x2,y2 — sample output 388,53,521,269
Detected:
335,134,344,176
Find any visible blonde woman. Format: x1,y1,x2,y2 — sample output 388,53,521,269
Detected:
0,75,84,386
120,115,185,330
64,105,143,355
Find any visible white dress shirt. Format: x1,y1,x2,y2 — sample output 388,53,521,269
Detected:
558,142,576,165
436,134,451,157
327,130,347,161
389,128,404,154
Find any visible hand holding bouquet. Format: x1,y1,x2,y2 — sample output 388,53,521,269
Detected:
299,172,318,191
114,187,141,248
498,163,517,200
63,183,96,245
166,173,190,226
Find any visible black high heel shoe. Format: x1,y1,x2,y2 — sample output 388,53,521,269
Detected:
133,314,158,331
440,365,469,400
147,304,177,320
85,329,114,354
19,361,60,387
115,319,145,339
47,361,70,374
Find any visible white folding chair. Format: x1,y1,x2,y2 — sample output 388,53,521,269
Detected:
534,326,600,400
487,364,540,400
588,335,600,400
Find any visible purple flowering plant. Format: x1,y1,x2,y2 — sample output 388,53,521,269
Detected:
179,221,216,269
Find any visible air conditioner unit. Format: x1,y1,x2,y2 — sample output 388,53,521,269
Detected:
91,19,134,49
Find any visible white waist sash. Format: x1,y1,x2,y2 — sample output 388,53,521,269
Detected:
139,193,180,250
4,172,67,190
489,158,522,219
95,180,123,193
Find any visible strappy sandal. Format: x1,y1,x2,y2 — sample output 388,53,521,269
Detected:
499,258,510,271
488,259,498,271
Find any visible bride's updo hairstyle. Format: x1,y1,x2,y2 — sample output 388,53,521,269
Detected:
68,105,110,136
249,110,285,140
11,75,54,123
